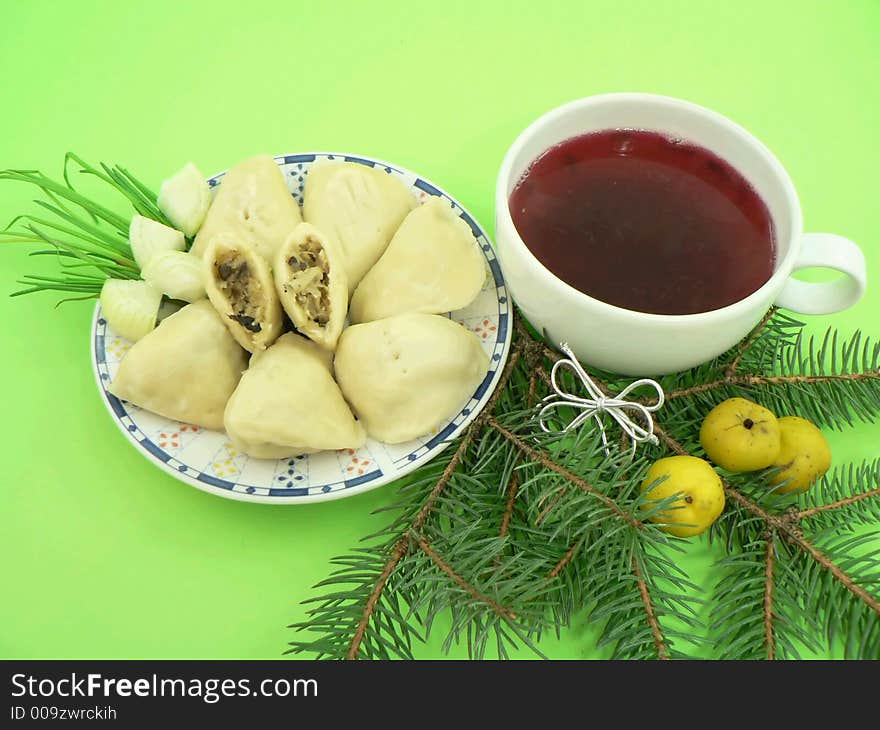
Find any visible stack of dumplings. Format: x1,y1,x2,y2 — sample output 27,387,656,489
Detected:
110,156,490,459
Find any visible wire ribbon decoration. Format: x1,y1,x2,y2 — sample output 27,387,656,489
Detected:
537,343,665,458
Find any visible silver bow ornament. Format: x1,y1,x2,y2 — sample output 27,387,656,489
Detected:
537,343,665,457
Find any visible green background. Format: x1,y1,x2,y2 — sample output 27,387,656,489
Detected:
1,0,877,659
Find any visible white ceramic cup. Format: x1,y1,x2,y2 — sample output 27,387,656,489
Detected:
495,93,867,376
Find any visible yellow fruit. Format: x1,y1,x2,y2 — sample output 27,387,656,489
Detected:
770,416,831,494
640,455,725,537
699,397,781,472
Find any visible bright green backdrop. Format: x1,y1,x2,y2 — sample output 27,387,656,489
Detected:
1,0,877,659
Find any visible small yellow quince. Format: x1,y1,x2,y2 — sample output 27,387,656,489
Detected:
640,455,725,537
700,397,781,472
770,416,831,494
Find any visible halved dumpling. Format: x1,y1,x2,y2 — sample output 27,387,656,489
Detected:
224,333,367,459
109,300,248,430
303,161,416,291
190,155,302,263
349,197,486,323
274,223,347,350
334,313,489,444
203,235,283,352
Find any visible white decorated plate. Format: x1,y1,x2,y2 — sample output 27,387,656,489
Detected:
91,152,512,504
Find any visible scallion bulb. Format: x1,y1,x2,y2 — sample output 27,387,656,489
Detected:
157,162,210,237
100,279,163,342
142,250,206,302
129,214,185,270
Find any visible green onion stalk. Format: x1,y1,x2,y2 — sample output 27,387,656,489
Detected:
0,153,166,303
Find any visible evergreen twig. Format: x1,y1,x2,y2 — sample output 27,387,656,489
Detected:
413,531,517,621
797,486,880,519
487,416,642,529
342,350,522,660
632,555,669,660
763,534,776,660
725,307,778,377
291,305,880,660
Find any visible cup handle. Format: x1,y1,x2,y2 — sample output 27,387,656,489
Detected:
774,233,867,314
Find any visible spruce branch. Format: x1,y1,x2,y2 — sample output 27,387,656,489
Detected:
345,537,412,660
498,472,520,539
725,307,780,377
486,416,642,530
796,460,880,527
788,530,880,618
300,349,523,660
722,466,880,632
412,531,517,621
724,481,880,617
343,424,477,660
665,371,880,403
632,555,669,660
291,305,880,660
763,533,776,660
547,537,585,580
798,488,880,519
535,487,567,526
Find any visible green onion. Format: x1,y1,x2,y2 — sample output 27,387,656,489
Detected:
99,279,163,341
156,162,210,237
141,250,205,303
0,153,165,301
64,153,173,228
129,214,185,269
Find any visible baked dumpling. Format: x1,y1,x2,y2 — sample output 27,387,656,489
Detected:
303,161,416,291
349,197,485,323
109,300,247,430
224,333,366,458
274,223,347,350
190,155,302,263
334,313,489,444
203,235,283,353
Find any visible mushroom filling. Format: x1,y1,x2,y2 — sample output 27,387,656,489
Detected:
215,251,264,333
283,237,331,328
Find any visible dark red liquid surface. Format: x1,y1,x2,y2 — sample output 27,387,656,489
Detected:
509,130,775,315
